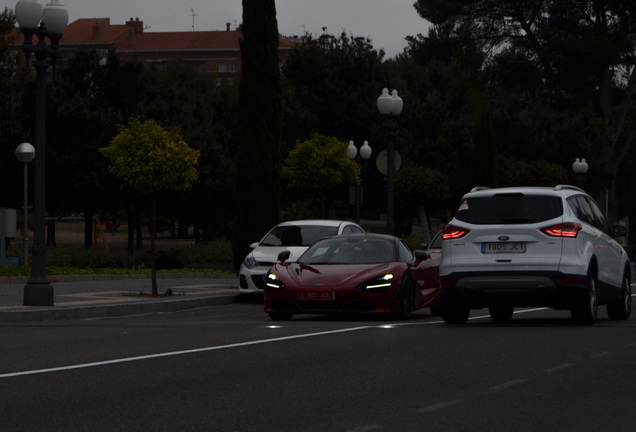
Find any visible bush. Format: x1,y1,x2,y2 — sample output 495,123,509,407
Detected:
0,239,233,275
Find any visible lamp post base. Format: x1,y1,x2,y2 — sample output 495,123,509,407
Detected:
24,282,54,306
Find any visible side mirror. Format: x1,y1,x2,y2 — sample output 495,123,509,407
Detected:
278,250,291,264
414,250,431,260
613,224,628,238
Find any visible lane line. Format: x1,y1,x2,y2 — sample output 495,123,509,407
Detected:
545,363,576,373
417,399,464,413
0,326,370,379
488,378,528,391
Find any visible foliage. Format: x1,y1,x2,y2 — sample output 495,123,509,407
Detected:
501,160,569,187
282,134,359,218
472,111,498,188
282,31,386,145
394,165,450,210
100,117,200,194
412,0,636,220
0,240,233,277
232,0,284,270
283,135,359,190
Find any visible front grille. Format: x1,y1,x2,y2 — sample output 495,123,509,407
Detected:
250,275,266,290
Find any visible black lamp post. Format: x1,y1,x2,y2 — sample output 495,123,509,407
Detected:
15,142,35,267
15,0,69,306
346,140,372,224
572,157,588,189
376,88,403,236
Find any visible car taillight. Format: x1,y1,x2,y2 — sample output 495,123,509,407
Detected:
443,225,469,240
541,222,582,238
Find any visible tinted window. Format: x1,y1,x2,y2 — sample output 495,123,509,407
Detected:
261,225,338,246
585,197,611,234
398,240,414,262
299,236,395,264
455,194,563,224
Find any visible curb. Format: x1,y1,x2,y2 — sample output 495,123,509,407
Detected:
0,293,240,322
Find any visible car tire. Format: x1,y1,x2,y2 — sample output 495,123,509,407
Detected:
268,312,293,321
442,296,470,325
396,276,415,320
607,271,631,320
571,272,598,325
488,303,514,323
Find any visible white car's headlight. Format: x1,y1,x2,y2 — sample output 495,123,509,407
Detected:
243,254,257,269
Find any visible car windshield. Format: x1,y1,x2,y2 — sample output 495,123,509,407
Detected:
454,194,563,224
260,225,339,247
299,236,395,264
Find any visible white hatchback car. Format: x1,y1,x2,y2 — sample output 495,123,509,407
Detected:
238,220,364,296
440,185,630,324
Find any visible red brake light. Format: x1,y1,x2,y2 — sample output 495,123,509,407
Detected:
541,222,582,238
443,224,470,240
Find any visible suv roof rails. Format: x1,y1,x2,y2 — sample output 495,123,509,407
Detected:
555,184,584,192
470,186,491,192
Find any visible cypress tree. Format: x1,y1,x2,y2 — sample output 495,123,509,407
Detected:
472,111,498,188
232,0,283,269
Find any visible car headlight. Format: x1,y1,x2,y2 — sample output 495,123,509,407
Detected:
243,253,257,269
265,273,285,292
358,274,394,293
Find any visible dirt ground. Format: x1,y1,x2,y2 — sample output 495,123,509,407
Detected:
14,220,196,253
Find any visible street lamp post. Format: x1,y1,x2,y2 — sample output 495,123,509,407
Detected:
15,143,36,267
377,88,403,236
346,140,372,224
15,0,69,306
572,157,588,189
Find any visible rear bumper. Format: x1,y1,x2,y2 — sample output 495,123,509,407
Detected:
440,270,588,309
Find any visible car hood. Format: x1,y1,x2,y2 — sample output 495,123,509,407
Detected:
252,246,308,265
279,263,394,287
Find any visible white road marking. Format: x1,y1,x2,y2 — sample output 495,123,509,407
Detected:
488,378,528,391
418,399,464,413
0,326,370,379
545,363,576,373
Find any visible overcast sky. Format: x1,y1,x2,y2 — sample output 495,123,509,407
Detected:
4,0,431,58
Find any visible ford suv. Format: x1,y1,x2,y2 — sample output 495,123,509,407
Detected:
440,185,630,324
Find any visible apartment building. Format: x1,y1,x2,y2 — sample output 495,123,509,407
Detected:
11,17,298,79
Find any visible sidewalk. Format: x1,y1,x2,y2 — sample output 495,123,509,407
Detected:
0,273,240,322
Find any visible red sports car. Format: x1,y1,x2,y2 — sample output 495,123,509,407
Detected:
264,233,441,320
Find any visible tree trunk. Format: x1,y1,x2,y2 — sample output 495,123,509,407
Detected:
151,192,158,297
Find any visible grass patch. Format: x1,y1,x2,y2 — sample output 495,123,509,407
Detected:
0,240,234,278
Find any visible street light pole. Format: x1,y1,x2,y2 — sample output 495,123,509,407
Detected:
572,157,588,189
347,140,372,224
15,143,36,267
15,0,69,306
377,88,403,236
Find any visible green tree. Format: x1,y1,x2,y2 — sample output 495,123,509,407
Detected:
394,165,449,239
472,111,498,188
413,0,636,220
282,31,386,143
232,0,283,270
100,117,200,296
282,135,359,218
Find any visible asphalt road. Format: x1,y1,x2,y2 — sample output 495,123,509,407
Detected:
1,299,636,432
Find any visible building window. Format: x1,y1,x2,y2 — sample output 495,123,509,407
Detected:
218,63,227,73
229,63,238,73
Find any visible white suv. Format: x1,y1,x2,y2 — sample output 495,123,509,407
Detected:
440,185,630,324
238,220,364,296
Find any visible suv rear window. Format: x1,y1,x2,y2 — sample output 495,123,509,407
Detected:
454,194,563,225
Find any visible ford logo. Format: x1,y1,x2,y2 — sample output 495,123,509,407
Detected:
498,236,509,241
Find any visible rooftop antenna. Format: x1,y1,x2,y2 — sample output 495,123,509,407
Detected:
188,7,198,31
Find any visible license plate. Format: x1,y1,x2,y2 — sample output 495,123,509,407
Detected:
482,242,526,254
298,291,335,300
